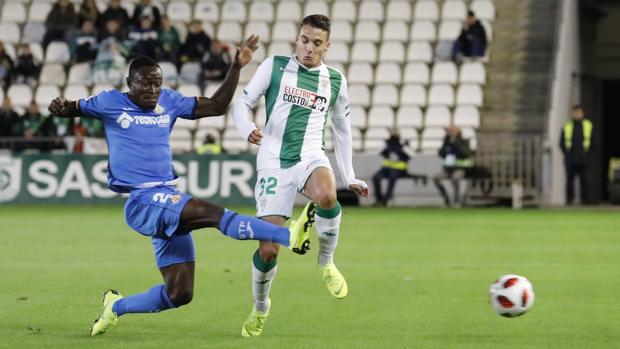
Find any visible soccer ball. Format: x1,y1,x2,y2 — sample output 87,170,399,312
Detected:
489,274,535,317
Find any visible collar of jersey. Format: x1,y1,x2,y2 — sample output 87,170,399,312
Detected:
292,55,324,72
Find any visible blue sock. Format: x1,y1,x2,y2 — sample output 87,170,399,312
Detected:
112,284,176,316
219,209,290,246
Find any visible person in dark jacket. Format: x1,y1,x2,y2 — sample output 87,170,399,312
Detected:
98,0,130,35
131,0,161,31
372,131,412,206
128,13,158,58
43,0,79,49
434,125,472,207
560,105,593,205
452,11,487,62
179,20,212,65
14,44,41,85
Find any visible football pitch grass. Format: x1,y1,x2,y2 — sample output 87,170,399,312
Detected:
1,205,618,348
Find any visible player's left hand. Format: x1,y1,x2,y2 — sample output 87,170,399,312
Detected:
235,34,260,68
348,179,370,198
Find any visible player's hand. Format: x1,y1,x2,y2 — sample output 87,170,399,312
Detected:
248,128,263,145
348,179,370,198
48,97,70,116
235,34,260,68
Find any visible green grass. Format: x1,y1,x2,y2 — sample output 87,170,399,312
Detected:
0,206,619,348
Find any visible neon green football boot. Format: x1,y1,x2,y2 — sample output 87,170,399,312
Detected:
321,263,348,299
90,289,123,336
241,299,270,337
288,202,316,255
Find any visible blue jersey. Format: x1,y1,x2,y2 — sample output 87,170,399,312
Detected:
79,89,196,193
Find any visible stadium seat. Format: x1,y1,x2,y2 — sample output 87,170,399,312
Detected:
179,62,202,84
201,21,215,38
35,84,61,110
424,106,452,128
268,41,292,56
428,84,455,106
304,1,329,17
326,43,349,64
378,42,405,63
221,2,246,22
28,2,52,22
350,42,377,62
177,83,201,97
351,127,363,151
347,63,374,85
382,21,408,43
92,83,115,95
471,0,496,21
410,21,437,42
63,84,90,101
438,20,462,41
386,1,412,21
399,127,418,147
276,2,301,22
271,21,297,42
240,62,258,83
461,127,477,144
158,61,179,87
349,106,367,129
348,84,371,107
216,22,242,43
481,20,494,42
199,111,226,129
39,63,66,85
1,3,27,23
453,106,481,128
367,106,395,128
400,84,427,106
414,1,439,21
45,42,70,64
204,82,222,98
245,21,271,43
407,42,433,63
460,61,486,84
194,1,219,22
441,0,467,20
396,106,424,129
355,21,381,43
358,0,384,22
375,63,402,85
332,1,357,23
420,127,446,154
431,62,458,85
365,127,391,152
166,2,191,23
403,63,430,85
249,2,274,22
329,62,346,75
22,22,46,43
0,23,21,44
170,127,193,153
456,84,483,106
7,84,33,108
68,63,92,85
372,84,399,107
330,21,353,43
3,43,16,61
251,43,267,63
222,127,248,153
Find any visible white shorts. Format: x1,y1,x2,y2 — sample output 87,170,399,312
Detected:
255,156,333,218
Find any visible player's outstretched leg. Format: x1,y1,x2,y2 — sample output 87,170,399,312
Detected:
315,202,348,299
90,289,123,335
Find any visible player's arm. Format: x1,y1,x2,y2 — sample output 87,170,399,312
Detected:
48,97,81,118
230,56,273,145
193,35,259,119
331,77,370,198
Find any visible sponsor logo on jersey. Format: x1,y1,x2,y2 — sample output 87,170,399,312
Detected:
282,86,328,112
116,112,170,129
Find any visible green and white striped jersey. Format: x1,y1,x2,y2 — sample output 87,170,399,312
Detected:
232,55,352,172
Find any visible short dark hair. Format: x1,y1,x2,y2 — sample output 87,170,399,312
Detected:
573,104,583,111
300,14,331,37
128,55,160,78
468,10,476,17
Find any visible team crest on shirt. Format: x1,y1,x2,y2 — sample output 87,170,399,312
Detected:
282,86,328,112
155,104,165,114
169,194,181,204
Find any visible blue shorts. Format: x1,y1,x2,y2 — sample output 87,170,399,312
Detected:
124,186,195,268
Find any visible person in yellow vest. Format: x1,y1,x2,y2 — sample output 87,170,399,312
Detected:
434,125,473,207
371,131,413,206
196,133,222,155
560,105,592,205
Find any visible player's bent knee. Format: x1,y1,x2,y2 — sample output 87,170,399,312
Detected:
168,289,193,306
316,192,338,209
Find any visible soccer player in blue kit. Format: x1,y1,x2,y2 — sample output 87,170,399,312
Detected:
48,35,314,336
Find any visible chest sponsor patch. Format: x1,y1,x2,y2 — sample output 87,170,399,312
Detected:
282,86,328,112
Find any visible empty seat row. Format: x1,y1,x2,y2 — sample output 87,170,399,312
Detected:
346,61,486,85
349,83,483,108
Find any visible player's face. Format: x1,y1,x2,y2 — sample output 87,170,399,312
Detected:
295,25,330,68
127,67,163,109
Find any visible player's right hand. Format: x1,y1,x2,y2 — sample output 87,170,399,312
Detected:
48,97,69,115
248,128,263,145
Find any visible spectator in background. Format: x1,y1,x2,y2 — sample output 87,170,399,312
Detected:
128,13,158,58
434,125,473,207
452,11,487,63
14,44,41,86
20,101,58,152
179,20,212,65
560,105,593,205
202,40,232,81
98,18,126,42
92,32,128,85
70,19,99,63
78,0,99,27
196,133,223,155
371,131,412,206
43,0,79,49
98,0,129,35
0,42,15,89
132,0,161,31
0,97,20,149
157,15,180,64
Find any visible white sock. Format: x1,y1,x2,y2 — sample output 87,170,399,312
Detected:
316,210,342,267
252,264,276,313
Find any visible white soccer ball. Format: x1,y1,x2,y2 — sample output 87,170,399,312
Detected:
489,274,535,317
